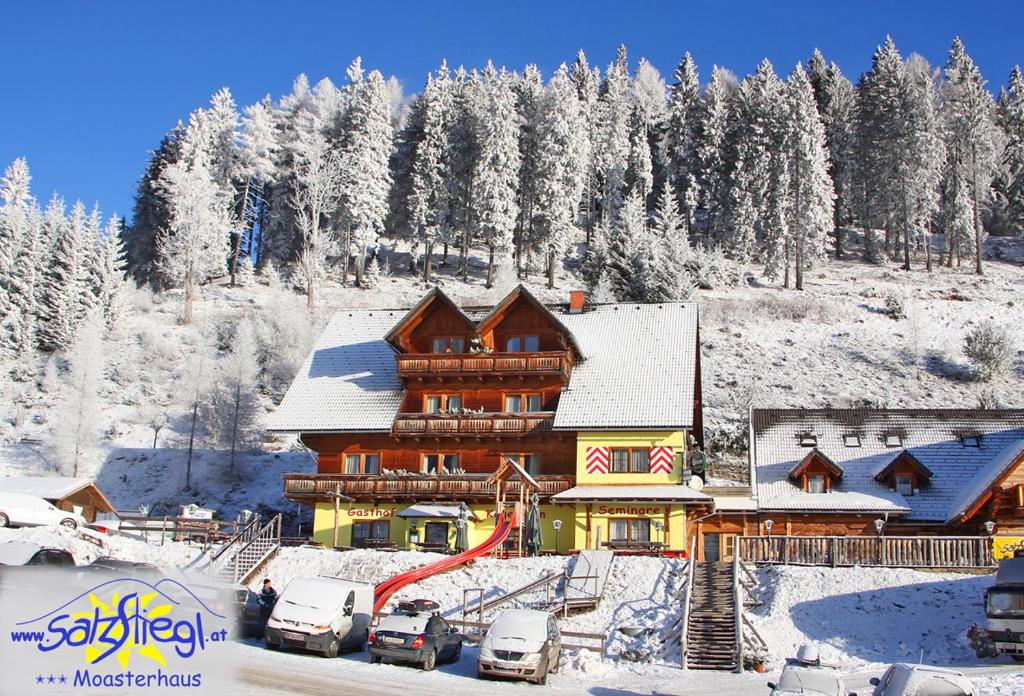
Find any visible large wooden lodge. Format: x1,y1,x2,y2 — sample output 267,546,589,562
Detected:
269,285,1024,563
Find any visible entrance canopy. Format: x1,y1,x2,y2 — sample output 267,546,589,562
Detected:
397,503,480,521
551,485,711,504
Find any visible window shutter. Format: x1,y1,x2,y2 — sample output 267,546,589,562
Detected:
585,447,609,474
650,446,674,474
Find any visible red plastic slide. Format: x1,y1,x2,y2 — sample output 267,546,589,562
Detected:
373,512,515,613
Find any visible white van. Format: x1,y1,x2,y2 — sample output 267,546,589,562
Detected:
478,609,561,685
264,577,373,657
0,492,85,530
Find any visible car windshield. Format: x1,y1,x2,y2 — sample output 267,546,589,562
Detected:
282,580,352,611
988,589,1024,616
776,666,843,695
488,613,547,642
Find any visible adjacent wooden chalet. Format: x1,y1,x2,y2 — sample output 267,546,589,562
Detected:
0,476,116,523
749,408,1024,539
269,285,708,554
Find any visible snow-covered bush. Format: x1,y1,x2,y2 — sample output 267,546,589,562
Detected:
683,246,741,290
254,290,318,398
964,321,1015,382
236,256,256,286
362,255,382,289
883,292,906,320
258,259,282,288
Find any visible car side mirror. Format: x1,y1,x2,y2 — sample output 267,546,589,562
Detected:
767,683,775,689
869,678,879,686
450,626,458,634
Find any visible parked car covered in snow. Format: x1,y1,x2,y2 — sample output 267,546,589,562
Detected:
79,557,163,581
264,577,372,657
0,492,85,530
477,609,560,685
368,599,462,670
870,664,974,696
0,541,76,567
768,646,850,696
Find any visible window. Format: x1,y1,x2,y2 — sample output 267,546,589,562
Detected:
610,519,650,544
961,435,981,448
722,534,737,559
798,433,817,447
807,475,826,494
843,434,861,447
424,394,462,413
352,520,390,548
884,433,902,447
431,336,465,353
504,392,543,412
345,453,381,475
423,453,460,474
503,454,541,475
505,335,540,352
609,448,650,474
895,474,914,496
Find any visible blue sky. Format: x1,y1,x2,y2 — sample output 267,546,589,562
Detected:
2,1,1022,221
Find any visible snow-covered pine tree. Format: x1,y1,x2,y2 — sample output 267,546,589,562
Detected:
806,50,858,258
340,70,394,286
125,123,184,286
605,188,652,301
999,67,1024,235
258,257,282,288
532,65,586,289
570,51,599,238
386,91,425,254
290,131,342,309
236,96,280,280
445,67,483,278
666,53,702,230
0,158,38,357
632,59,669,203
473,67,521,288
783,64,835,289
408,67,452,283
38,201,91,350
625,102,654,202
513,64,544,277
208,316,265,468
156,108,233,323
96,217,130,332
236,255,256,287
596,46,632,226
650,180,693,301
942,37,999,274
696,67,736,244
52,312,104,477
903,54,945,272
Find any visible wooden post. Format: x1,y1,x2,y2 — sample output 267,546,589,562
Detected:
333,484,341,549
664,506,672,552
585,504,593,550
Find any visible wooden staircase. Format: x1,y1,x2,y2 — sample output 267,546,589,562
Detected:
685,561,738,670
209,514,282,585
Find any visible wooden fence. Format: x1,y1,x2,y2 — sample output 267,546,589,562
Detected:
737,535,994,569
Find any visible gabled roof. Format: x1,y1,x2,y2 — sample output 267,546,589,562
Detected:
752,409,1024,519
873,450,934,484
384,287,476,352
0,476,114,512
789,449,844,479
475,285,585,360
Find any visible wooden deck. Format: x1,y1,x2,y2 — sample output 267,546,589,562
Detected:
392,412,555,436
395,351,571,381
738,535,995,569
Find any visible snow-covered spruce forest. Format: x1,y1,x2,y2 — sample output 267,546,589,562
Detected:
0,38,1023,500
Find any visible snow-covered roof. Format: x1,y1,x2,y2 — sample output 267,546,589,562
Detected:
269,296,700,433
710,496,758,512
266,310,406,433
397,503,480,520
553,303,698,430
0,541,43,565
752,409,1024,521
0,476,97,501
551,485,710,503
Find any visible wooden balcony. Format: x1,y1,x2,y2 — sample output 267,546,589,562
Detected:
392,412,555,437
395,351,571,381
283,473,575,504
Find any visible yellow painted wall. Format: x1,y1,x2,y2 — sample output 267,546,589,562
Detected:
994,536,1024,560
312,501,574,553
570,502,687,552
575,431,687,484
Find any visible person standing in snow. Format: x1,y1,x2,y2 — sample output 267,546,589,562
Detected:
258,578,278,633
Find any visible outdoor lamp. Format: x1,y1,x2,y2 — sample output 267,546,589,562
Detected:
984,521,996,536
552,519,563,553
874,518,885,535
764,519,773,537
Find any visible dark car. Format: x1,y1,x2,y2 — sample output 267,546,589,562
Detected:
0,542,75,567
368,599,462,670
81,557,163,581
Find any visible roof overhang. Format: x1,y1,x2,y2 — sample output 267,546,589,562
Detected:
788,449,844,480
384,287,477,353
475,285,585,361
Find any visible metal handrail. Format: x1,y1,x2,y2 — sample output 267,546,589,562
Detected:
463,571,562,618
225,514,282,584
733,554,743,673
679,536,697,670
210,514,263,563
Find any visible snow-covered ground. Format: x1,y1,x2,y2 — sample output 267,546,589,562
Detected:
2,525,1023,694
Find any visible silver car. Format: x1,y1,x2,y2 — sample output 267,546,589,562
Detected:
870,663,974,696
478,609,561,685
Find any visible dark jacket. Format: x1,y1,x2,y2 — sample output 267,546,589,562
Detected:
258,587,278,609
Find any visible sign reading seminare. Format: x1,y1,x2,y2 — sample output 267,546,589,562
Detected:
596,505,663,516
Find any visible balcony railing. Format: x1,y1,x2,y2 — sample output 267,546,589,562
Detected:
738,535,995,569
392,412,555,436
395,351,571,380
283,473,575,502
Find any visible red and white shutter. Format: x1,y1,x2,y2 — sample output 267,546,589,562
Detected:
650,446,674,474
585,447,610,475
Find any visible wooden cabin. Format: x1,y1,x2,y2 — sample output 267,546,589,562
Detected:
0,476,116,523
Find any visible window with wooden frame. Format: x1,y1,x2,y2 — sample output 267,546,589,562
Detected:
895,474,914,496
504,335,540,352
431,336,466,354
424,394,463,413
609,518,650,544
609,448,650,473
503,392,543,413
502,453,541,475
422,453,460,474
352,520,390,547
806,474,826,494
1016,484,1024,510
344,453,381,475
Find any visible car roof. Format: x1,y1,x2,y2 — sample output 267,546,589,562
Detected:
0,541,45,565
776,664,845,696
892,663,967,676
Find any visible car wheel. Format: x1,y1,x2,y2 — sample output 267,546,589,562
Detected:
264,639,279,651
0,513,8,528
371,655,382,664
357,629,368,653
448,641,462,664
421,649,437,671
536,664,548,685
322,637,340,658
550,650,560,674
60,519,77,530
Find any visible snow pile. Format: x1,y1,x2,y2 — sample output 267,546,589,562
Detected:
0,525,203,569
749,565,995,669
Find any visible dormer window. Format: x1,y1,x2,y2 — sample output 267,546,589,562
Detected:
798,433,817,447
884,433,902,448
843,434,861,448
874,449,932,497
789,449,843,494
